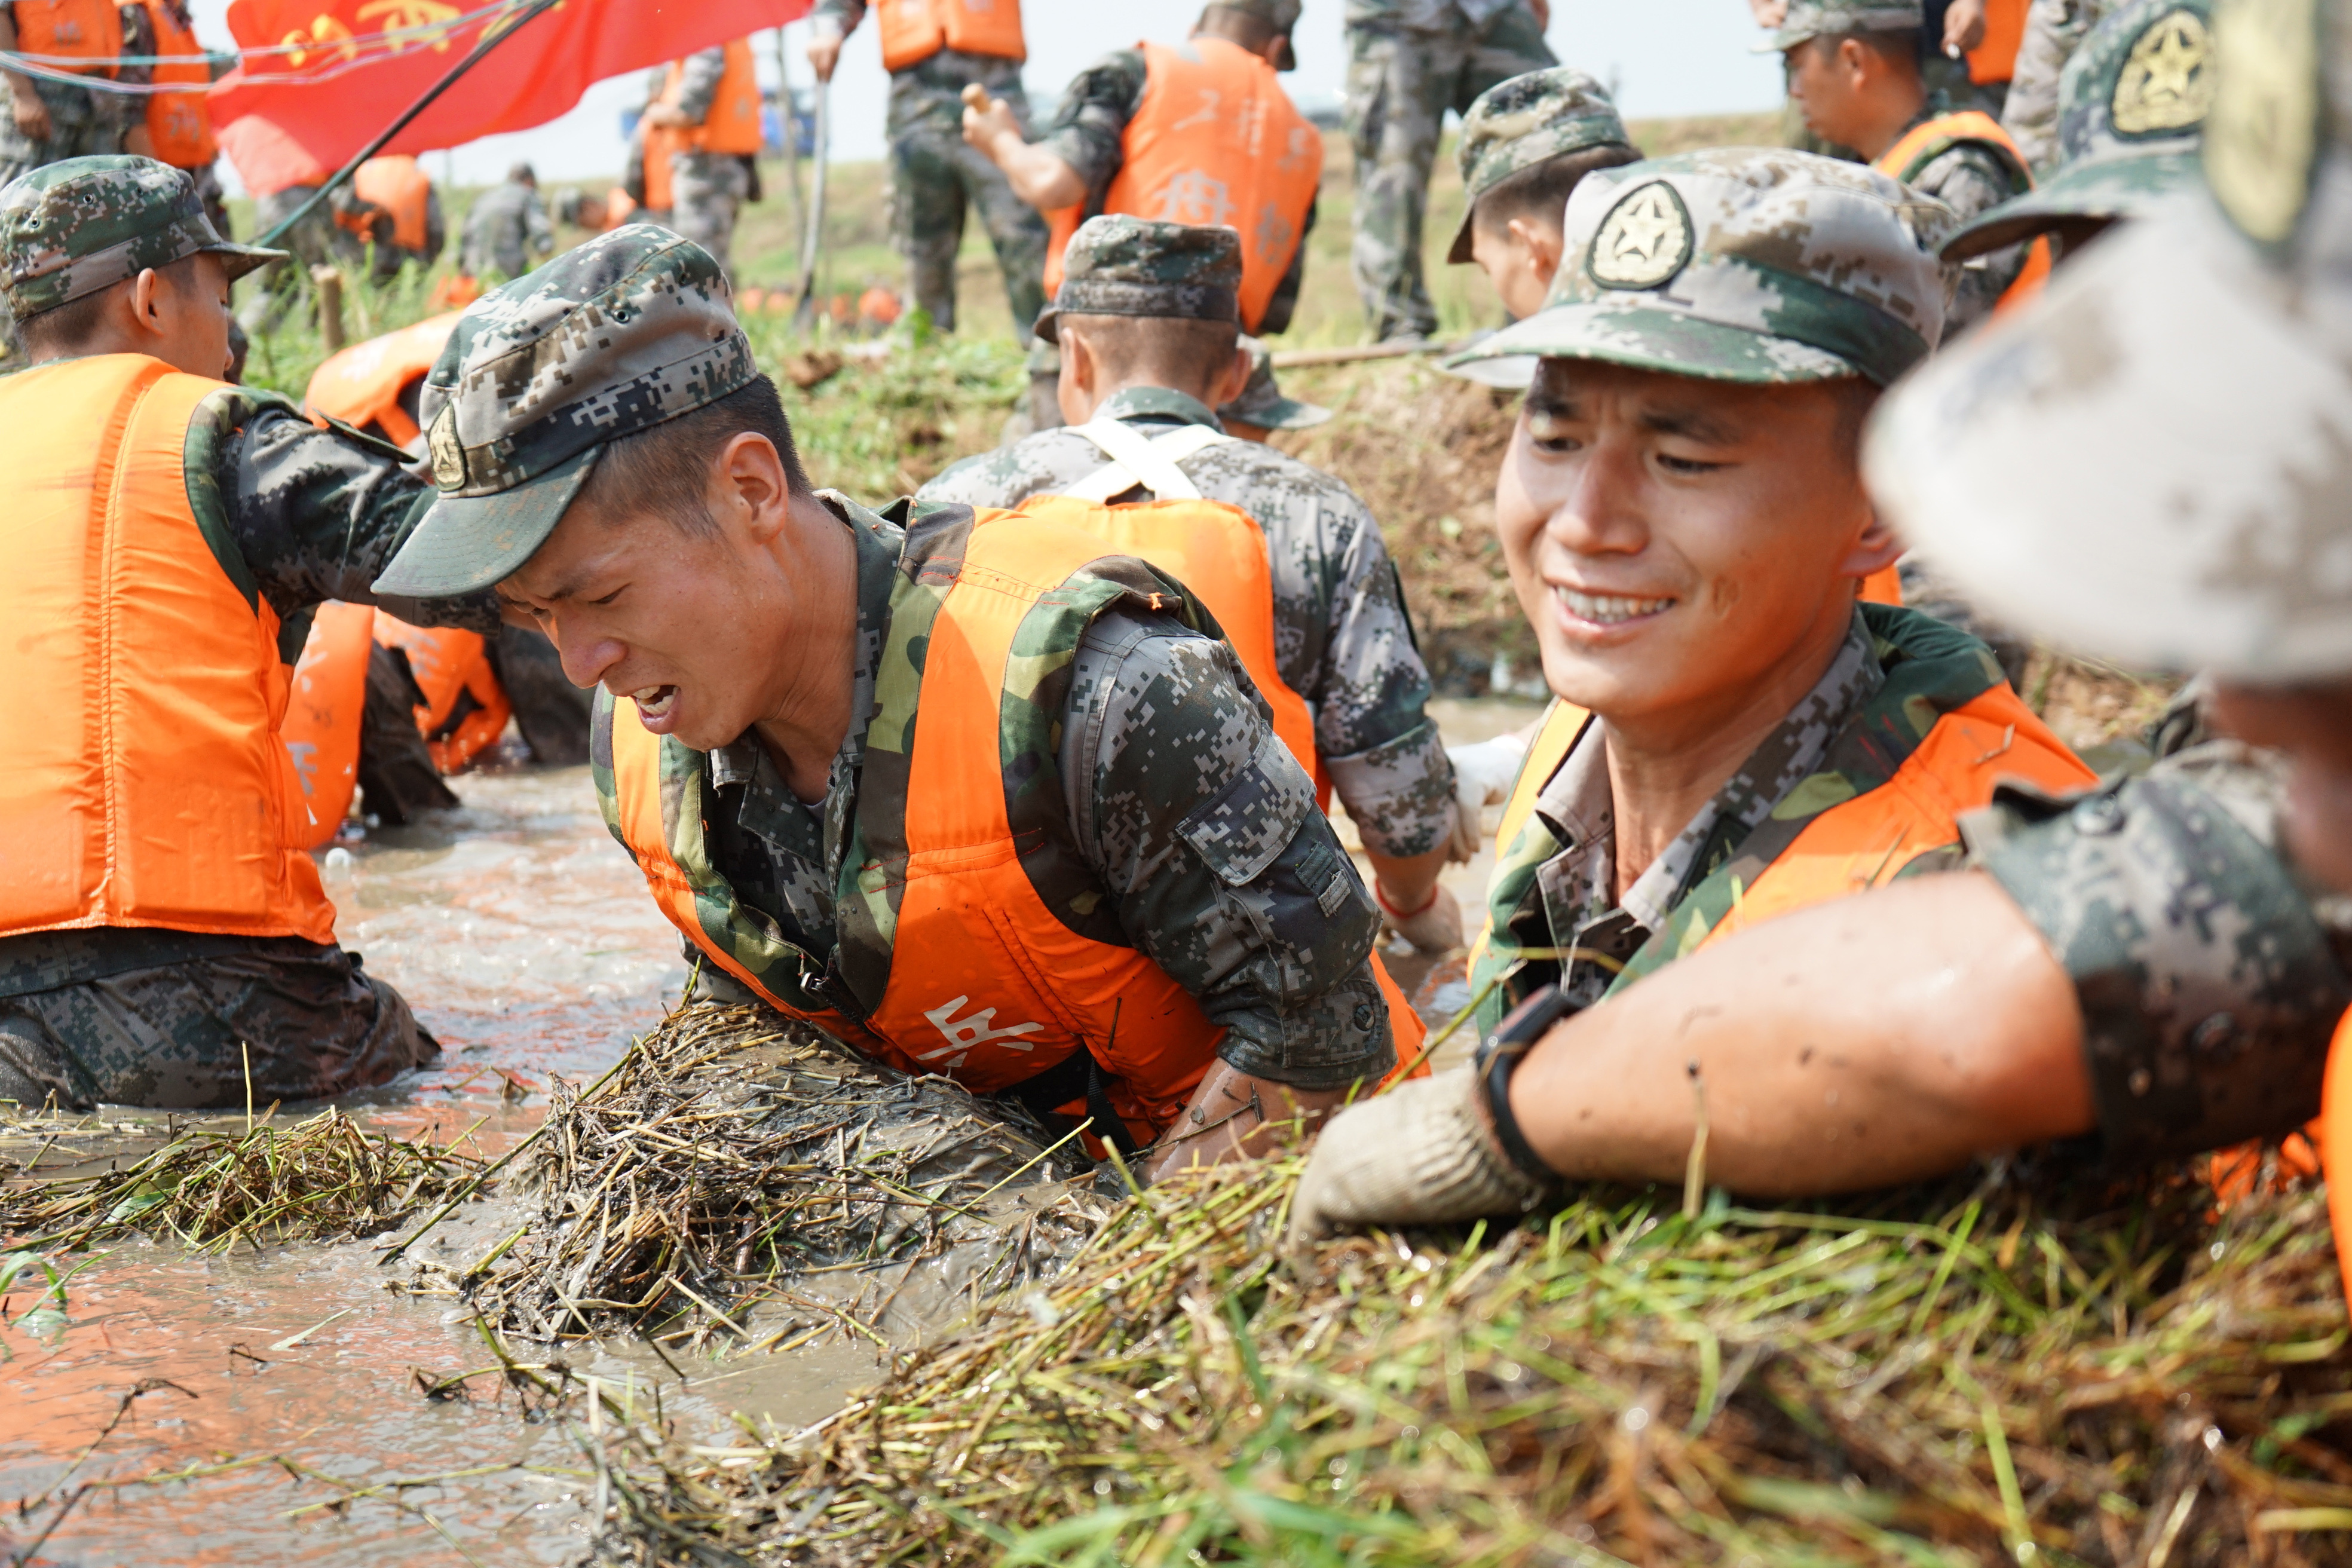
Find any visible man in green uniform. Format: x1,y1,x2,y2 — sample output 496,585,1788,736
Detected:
808,0,1048,349
458,163,555,283
0,3,121,189
1287,0,2352,1233
370,226,1404,1178
0,157,500,1113
920,218,1467,953
1345,0,1556,343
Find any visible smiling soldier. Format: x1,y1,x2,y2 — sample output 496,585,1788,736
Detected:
372,226,1404,1180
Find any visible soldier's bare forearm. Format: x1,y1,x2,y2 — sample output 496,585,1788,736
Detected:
961,86,1083,209
1144,1060,1354,1182
1505,872,2094,1195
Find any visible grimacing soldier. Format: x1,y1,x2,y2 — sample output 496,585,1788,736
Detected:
1288,0,2352,1262
0,157,499,1113
370,226,1407,1181
920,217,1469,955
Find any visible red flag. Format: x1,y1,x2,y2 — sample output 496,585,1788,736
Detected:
212,0,807,195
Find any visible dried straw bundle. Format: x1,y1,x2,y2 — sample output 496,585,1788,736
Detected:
437,1003,1102,1343
0,1107,481,1254
589,1152,2350,1567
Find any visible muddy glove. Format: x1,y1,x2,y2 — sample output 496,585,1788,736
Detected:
1376,879,1462,955
1445,734,1530,863
1287,1068,1550,1245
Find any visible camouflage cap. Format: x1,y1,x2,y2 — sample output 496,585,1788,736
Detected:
0,155,283,320
1865,0,2352,680
1216,334,1329,430
371,225,758,599
1205,0,1302,68
1447,148,1954,388
1757,0,1924,51
1944,0,2215,262
1448,68,1634,265
1034,215,1242,345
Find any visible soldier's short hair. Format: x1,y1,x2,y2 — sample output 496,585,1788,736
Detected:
1808,27,1923,71
11,250,202,359
572,376,811,537
1055,312,1239,397
1471,142,1644,240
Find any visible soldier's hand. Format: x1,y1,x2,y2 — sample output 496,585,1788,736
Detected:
961,84,1022,154
1941,0,1987,56
10,89,50,143
1445,733,1529,863
1285,1069,1549,1247
806,31,842,83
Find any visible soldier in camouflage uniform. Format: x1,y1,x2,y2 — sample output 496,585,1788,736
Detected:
0,5,123,191
920,218,1465,952
370,226,1404,1178
639,47,755,272
458,163,555,282
2002,0,2110,171
808,1,1048,343
0,158,501,1112
1287,8,2352,1236
1345,0,1557,342
1772,0,2036,330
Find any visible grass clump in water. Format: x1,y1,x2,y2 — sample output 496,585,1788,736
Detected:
430,1002,1102,1346
581,1151,2349,1567
0,1107,483,1254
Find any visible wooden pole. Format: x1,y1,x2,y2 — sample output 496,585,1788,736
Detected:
313,267,345,354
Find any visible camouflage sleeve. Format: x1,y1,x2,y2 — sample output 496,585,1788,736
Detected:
187,389,503,640
1061,605,1395,1089
2001,0,2108,172
1038,48,1148,203
1914,145,2032,331
674,46,728,123
1962,742,2352,1167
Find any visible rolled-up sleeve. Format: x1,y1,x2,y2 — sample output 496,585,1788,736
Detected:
1061,606,1395,1089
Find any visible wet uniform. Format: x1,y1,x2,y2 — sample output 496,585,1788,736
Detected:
920,385,1457,861
0,388,500,1111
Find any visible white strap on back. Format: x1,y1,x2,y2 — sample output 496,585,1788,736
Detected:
1057,418,1231,503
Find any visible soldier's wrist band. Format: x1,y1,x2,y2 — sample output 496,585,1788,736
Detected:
1471,986,1578,1192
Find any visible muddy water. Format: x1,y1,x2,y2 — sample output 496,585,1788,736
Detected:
1,700,1544,1567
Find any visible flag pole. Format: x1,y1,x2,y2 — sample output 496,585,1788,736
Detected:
255,0,569,249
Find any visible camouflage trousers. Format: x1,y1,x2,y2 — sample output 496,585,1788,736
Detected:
890,123,1049,335
1345,8,1556,341
670,151,752,272
0,82,121,191
0,938,438,1112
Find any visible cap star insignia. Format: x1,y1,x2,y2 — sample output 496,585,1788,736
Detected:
2204,0,2321,245
428,403,468,493
2111,9,2214,137
1588,181,1695,290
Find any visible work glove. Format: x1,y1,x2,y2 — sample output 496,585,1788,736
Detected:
1445,733,1530,863
1376,880,1463,956
1286,1068,1550,1247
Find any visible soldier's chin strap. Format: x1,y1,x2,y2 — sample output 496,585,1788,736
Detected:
256,0,568,251
1058,418,1232,502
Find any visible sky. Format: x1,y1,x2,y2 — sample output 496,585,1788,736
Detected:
189,0,1787,194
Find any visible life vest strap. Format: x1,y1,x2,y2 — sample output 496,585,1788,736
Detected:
1061,419,1232,501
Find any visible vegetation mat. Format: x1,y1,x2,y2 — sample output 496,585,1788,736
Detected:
579,1148,2350,1567
418,1003,1105,1346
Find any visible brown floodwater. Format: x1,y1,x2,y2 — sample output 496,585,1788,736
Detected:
0,698,1544,1567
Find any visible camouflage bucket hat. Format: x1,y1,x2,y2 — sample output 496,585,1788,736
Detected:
1865,0,2352,681
1036,215,1242,345
1757,0,1924,51
1217,335,1329,430
1448,68,1633,265
1944,0,2216,262
1448,148,1954,388
372,225,758,599
0,155,284,320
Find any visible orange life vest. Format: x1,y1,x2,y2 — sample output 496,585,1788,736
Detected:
135,0,213,167
302,312,458,448
0,356,336,945
279,601,376,850
643,39,762,212
2321,1009,2352,1310
1465,615,2095,1025
1875,111,2053,312
1860,565,1901,606
602,512,1416,1147
371,619,512,774
13,0,120,75
877,0,1025,71
1967,0,2028,85
1042,37,1322,335
336,155,432,253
